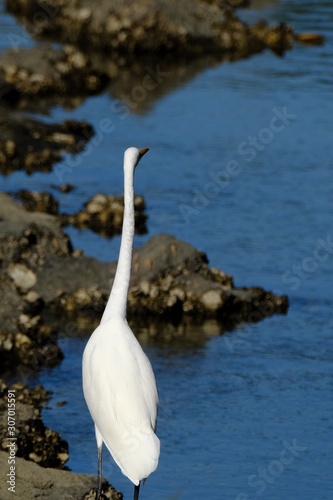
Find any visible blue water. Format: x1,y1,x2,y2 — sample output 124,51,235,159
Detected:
1,1,333,499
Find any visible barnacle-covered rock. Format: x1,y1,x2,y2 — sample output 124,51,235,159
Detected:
0,381,68,468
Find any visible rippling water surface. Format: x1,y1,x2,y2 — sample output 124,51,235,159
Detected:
1,1,333,499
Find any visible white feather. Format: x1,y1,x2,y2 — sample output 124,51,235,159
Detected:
83,316,159,484
82,147,159,495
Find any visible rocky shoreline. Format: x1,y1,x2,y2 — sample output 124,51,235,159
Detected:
0,189,288,498
0,1,319,174
0,0,297,175
0,191,288,371
6,0,294,56
0,1,304,498
0,381,68,468
0,451,122,500
0,104,94,175
12,189,148,236
0,380,122,499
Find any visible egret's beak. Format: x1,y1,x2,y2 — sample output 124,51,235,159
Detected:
139,148,149,158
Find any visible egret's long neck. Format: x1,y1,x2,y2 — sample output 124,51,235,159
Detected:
101,166,135,321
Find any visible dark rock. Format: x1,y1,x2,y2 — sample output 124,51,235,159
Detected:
10,189,148,237
0,316,63,373
0,380,68,468
84,485,123,500
251,20,295,56
0,449,122,500
0,44,108,105
7,263,37,290
6,0,294,57
0,192,288,373
0,1,302,118
0,75,20,104
0,192,72,257
293,32,325,45
61,193,148,237
37,233,287,324
0,378,121,498
0,192,63,238
21,290,44,315
14,189,59,215
59,183,75,193
0,106,94,174
0,193,288,325
0,193,69,371
127,234,288,322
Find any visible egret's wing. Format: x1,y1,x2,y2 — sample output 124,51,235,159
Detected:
82,318,159,484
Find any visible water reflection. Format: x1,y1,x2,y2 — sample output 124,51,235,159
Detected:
104,53,257,115
1,50,263,115
1,2,333,498
54,309,226,354
135,318,222,352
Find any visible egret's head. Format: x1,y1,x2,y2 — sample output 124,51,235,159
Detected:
124,147,149,171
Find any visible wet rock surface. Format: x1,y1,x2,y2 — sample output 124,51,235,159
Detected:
25,230,287,324
0,3,296,497
0,192,288,374
0,192,69,242
13,189,60,215
0,193,69,370
129,234,288,322
0,0,312,177
1,191,288,325
62,193,147,236
0,369,121,500
60,193,147,237
11,189,148,236
0,106,94,174
0,380,68,468
0,44,108,105
0,451,122,500
7,0,294,57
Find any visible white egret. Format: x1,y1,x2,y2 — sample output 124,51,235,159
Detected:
82,147,160,500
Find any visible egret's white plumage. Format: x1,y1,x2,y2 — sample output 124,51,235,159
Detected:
82,148,159,500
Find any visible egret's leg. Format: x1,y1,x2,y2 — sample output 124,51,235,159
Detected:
134,483,140,500
96,444,103,500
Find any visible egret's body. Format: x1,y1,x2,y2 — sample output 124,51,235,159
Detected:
82,148,159,500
